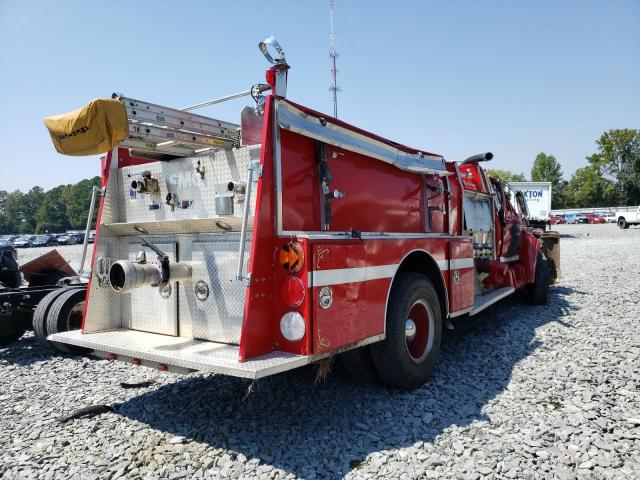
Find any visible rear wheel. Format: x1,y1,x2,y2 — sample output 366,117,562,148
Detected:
340,345,379,383
33,288,69,349
618,218,629,229
46,288,88,354
524,252,549,305
371,273,442,390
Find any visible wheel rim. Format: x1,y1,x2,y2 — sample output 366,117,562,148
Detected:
405,299,435,363
65,301,85,331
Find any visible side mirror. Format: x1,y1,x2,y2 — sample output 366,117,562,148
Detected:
515,191,529,218
498,207,506,226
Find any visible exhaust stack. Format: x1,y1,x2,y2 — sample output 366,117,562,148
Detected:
109,260,192,293
461,152,494,164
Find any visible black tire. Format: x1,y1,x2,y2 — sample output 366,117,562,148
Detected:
371,273,442,390
46,288,89,354
0,328,26,346
340,345,379,383
618,218,629,229
524,252,549,305
33,288,70,349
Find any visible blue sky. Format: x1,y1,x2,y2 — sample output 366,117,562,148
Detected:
1,0,638,191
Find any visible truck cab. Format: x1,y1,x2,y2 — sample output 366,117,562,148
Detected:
616,206,640,229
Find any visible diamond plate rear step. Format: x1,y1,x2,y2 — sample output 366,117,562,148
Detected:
48,329,310,380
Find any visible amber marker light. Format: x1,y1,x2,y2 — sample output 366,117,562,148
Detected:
279,242,304,272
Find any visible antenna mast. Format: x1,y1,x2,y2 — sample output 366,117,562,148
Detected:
329,0,340,118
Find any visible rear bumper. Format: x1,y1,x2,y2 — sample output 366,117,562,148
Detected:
48,329,312,380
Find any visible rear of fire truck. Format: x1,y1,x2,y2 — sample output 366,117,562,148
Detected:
44,38,557,389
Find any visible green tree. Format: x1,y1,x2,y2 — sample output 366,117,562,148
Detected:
531,152,563,186
35,185,71,233
19,187,45,233
530,153,566,209
65,177,101,228
2,191,26,233
587,129,640,205
565,163,616,208
486,169,527,182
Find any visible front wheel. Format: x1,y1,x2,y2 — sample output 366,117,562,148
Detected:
618,218,629,229
524,252,549,305
371,273,442,390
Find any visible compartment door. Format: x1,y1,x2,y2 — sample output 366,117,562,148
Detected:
312,243,378,354
448,240,475,314
123,242,177,335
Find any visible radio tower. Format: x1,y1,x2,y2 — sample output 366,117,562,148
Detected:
329,0,340,118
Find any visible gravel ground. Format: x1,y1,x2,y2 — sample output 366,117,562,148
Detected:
1,224,639,479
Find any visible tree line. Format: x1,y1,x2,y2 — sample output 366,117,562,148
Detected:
1,128,638,233
0,177,101,234
487,128,640,209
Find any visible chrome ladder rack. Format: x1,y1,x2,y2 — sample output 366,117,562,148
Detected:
115,95,240,157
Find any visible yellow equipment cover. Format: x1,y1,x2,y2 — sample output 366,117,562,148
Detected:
43,99,129,156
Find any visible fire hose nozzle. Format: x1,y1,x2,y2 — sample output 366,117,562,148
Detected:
108,260,192,293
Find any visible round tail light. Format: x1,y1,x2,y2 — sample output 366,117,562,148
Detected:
280,311,306,342
280,276,305,308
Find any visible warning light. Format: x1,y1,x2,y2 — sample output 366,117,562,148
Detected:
279,242,304,273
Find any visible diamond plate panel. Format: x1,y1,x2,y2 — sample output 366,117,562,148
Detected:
117,146,260,226
120,239,177,335
49,329,310,380
83,232,123,333
178,234,251,344
83,153,122,333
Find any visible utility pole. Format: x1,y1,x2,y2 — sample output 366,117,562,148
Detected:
329,0,340,118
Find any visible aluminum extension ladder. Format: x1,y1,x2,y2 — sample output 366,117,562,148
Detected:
115,95,240,157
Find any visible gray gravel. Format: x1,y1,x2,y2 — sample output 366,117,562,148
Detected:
1,224,639,479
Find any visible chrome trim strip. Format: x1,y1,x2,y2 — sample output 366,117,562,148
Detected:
500,255,519,262
273,102,284,235
469,287,515,316
310,264,397,286
449,258,475,270
449,306,473,318
276,100,449,174
280,230,467,240
436,259,449,271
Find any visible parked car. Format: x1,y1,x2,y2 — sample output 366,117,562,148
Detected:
13,235,35,248
550,215,567,225
31,235,58,247
587,213,606,224
0,235,18,245
615,206,640,229
571,214,589,224
56,234,78,245
602,212,617,223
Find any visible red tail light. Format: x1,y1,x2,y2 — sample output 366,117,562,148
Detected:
280,276,305,308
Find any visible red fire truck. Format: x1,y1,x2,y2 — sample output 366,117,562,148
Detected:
43,38,558,389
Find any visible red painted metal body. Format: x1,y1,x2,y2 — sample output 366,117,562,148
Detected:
81,89,542,366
